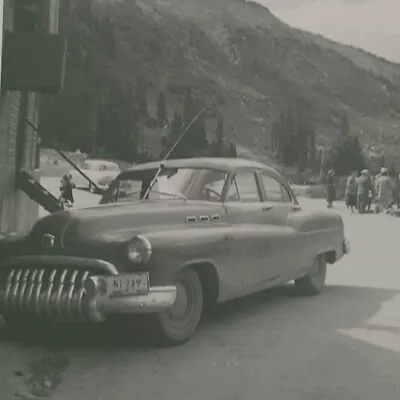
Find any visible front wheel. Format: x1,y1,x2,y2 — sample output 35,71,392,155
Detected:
145,269,203,347
295,254,327,296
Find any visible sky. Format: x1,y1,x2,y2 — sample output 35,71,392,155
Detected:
260,0,400,63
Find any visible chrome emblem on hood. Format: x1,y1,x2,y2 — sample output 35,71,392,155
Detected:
41,233,55,248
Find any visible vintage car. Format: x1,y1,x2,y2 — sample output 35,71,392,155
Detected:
69,159,121,193
0,158,350,346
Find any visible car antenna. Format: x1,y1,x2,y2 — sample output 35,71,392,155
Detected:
143,95,216,200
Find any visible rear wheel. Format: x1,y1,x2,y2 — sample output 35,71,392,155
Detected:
145,269,203,347
295,254,327,296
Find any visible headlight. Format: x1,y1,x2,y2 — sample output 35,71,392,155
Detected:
126,235,152,263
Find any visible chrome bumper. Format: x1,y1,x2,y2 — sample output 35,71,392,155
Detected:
85,278,177,322
0,258,177,323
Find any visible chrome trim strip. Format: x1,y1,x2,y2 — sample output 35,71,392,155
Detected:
18,269,30,313
67,270,79,319
26,269,38,314
10,270,23,314
45,270,57,317
33,269,45,315
56,269,68,318
3,269,15,314
78,271,90,320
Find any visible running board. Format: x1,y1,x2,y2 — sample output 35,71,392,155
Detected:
17,169,64,214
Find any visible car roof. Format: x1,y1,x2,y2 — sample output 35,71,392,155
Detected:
119,157,278,178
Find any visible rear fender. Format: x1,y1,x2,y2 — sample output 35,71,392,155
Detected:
287,209,345,264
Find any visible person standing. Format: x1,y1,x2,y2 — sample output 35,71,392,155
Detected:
375,167,393,212
345,171,358,212
59,174,75,206
326,169,336,208
357,169,373,214
386,170,400,211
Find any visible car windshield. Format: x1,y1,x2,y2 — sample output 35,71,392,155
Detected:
100,167,228,203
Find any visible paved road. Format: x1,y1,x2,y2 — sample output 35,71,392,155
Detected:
1,184,400,400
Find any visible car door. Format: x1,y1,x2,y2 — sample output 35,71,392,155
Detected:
258,171,306,278
223,170,281,291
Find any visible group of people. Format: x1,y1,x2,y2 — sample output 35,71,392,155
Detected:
342,167,400,214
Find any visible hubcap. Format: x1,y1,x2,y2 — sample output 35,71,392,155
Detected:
166,279,195,328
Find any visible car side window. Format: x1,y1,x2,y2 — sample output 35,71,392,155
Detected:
261,174,292,203
226,172,261,202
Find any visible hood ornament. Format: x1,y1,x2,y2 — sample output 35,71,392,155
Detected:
41,233,55,248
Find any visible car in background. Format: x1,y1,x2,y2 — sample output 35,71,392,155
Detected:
0,158,350,346
69,159,121,193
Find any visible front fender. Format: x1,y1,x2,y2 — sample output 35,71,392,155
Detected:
141,227,229,284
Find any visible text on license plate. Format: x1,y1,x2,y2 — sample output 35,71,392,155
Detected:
107,273,149,297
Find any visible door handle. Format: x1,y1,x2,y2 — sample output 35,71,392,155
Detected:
292,205,301,211
261,205,273,212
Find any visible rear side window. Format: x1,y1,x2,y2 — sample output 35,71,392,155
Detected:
226,172,261,202
261,174,292,203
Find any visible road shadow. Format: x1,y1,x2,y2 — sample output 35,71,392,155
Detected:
0,284,396,350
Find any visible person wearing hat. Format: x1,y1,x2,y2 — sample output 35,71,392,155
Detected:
326,169,336,208
375,167,393,212
356,169,374,214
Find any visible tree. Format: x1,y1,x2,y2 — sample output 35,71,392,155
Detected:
156,92,168,128
190,112,209,156
340,115,350,137
135,79,148,118
379,154,386,168
270,105,315,170
161,109,183,158
307,128,317,172
270,120,282,158
331,133,366,176
226,142,238,157
209,115,225,156
99,13,116,58
178,90,209,157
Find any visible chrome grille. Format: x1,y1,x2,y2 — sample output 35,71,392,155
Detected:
0,267,96,322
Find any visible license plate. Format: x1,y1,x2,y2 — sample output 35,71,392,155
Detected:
107,273,149,297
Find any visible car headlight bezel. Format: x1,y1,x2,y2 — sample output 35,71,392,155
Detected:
126,235,152,264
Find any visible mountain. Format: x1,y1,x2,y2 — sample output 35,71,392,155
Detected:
261,0,400,63
40,0,400,164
